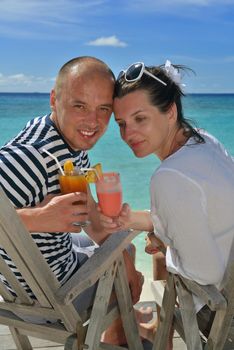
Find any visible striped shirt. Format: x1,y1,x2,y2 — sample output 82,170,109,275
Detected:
0,114,90,297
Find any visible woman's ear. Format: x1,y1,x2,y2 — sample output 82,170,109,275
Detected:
168,102,178,124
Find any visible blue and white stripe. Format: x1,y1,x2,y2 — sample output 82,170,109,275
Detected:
0,114,90,297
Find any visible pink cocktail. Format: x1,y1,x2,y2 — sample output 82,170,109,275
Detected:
96,172,122,217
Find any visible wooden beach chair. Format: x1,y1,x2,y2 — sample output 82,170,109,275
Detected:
0,185,144,350
151,256,234,350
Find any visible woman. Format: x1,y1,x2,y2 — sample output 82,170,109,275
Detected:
101,60,234,345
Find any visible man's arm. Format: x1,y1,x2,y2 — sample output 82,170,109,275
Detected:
17,188,112,243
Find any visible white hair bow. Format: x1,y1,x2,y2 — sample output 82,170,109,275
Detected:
164,60,185,87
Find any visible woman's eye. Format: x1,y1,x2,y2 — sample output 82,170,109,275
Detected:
136,116,146,123
117,121,125,128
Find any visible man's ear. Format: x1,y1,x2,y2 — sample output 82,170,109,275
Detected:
50,89,56,111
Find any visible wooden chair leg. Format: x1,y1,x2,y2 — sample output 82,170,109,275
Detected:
204,309,233,350
65,334,78,350
114,256,144,350
77,320,87,350
9,327,33,350
174,276,203,350
84,263,116,350
152,274,176,350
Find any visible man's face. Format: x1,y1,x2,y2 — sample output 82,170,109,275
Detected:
50,70,114,151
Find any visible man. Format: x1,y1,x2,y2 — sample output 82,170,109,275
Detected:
0,57,143,340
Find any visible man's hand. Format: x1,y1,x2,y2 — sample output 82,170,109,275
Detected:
17,192,89,233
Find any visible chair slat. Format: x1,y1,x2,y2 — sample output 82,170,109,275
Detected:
0,301,58,319
180,276,227,311
0,280,15,302
0,255,33,304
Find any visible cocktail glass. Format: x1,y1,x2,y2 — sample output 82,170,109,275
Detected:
95,172,122,217
59,169,90,227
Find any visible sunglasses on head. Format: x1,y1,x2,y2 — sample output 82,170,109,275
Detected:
117,62,167,86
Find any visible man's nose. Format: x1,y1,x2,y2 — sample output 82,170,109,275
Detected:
86,110,98,126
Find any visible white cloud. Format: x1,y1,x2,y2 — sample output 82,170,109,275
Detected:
86,35,127,47
0,73,55,92
0,0,107,39
1,0,233,42
125,0,234,9
121,0,234,18
223,56,234,62
0,0,105,22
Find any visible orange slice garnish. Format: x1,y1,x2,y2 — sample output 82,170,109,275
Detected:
63,160,74,175
85,163,103,183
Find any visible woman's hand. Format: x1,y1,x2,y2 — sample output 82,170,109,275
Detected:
98,203,133,234
145,232,166,255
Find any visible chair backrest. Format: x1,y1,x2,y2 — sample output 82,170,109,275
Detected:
151,243,234,350
0,185,81,330
0,185,145,350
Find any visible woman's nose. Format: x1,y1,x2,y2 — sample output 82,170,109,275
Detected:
123,124,136,140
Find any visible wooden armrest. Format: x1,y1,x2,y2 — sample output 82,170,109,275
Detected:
151,276,227,311
178,276,227,311
55,230,142,304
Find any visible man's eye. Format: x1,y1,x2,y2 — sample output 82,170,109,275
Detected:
99,107,111,113
75,104,85,110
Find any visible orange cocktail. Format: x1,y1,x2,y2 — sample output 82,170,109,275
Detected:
59,172,88,194
96,172,122,217
59,167,89,226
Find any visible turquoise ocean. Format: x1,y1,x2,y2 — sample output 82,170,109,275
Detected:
0,93,234,278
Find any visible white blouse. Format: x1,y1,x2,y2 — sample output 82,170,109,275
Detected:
150,130,234,291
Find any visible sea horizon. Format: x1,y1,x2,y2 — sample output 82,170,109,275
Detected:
1,91,234,95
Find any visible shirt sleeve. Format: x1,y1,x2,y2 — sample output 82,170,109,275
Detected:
0,145,48,208
150,169,224,285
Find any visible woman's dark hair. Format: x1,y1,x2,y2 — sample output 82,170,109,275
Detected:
114,63,204,144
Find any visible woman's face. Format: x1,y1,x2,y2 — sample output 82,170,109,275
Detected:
114,90,177,160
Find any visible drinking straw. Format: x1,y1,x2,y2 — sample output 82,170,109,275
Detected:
81,167,100,180
43,149,65,175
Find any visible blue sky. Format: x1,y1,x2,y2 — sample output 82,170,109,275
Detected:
0,0,234,93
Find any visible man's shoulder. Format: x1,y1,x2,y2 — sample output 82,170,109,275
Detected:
1,114,59,151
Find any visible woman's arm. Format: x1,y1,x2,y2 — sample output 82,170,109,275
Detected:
98,203,154,234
